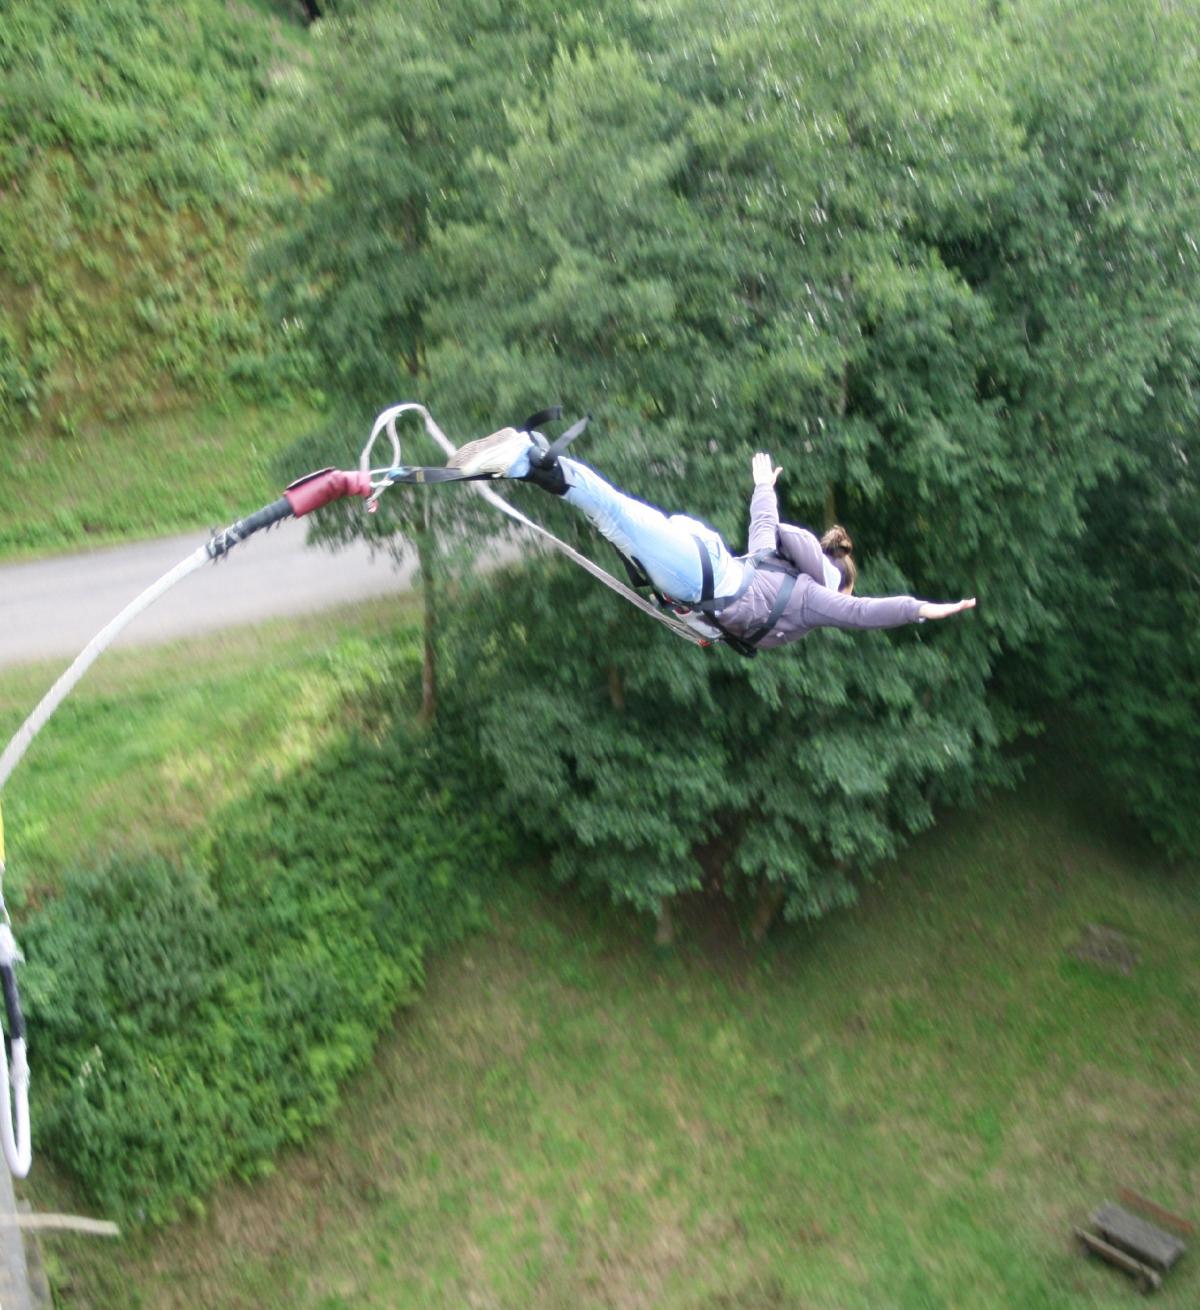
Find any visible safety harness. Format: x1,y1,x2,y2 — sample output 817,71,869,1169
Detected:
616,538,802,659
367,404,803,656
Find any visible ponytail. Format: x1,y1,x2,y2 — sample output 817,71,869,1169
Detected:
820,525,857,594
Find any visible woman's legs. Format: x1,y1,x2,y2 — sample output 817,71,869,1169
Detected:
457,431,745,603
556,458,746,603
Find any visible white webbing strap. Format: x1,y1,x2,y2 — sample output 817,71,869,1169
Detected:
368,403,709,646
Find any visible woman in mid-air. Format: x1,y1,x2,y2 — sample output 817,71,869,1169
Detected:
447,425,975,652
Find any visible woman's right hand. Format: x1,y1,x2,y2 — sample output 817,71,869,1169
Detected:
918,598,977,621
752,452,782,487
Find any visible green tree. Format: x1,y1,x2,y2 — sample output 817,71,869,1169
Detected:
259,1,470,720
434,1,1028,938
996,0,1200,855
259,0,647,720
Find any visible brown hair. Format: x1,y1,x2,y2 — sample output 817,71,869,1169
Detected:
820,524,857,594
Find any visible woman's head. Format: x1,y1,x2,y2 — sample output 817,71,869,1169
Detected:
820,524,857,594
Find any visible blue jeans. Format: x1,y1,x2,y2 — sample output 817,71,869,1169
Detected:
505,442,746,603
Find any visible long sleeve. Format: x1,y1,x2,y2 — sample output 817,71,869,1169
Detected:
801,584,923,631
746,484,780,555
776,524,829,584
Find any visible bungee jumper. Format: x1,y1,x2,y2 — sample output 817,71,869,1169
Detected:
441,417,976,655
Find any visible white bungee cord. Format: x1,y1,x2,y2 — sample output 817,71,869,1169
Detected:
0,476,303,1176
0,544,217,1179
0,547,210,797
0,401,711,1180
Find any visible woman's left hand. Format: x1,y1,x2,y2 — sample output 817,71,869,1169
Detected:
752,452,782,487
917,598,977,620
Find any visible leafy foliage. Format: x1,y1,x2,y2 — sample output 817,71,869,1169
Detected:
6,0,1200,1248
0,0,309,431
425,0,1200,921
425,0,1026,929
22,725,501,1225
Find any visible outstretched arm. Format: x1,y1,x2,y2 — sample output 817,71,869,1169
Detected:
803,589,975,632
746,452,782,554
748,454,832,584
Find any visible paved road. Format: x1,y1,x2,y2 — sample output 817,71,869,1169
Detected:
0,522,428,668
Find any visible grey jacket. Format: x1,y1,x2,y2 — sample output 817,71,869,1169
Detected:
715,485,923,650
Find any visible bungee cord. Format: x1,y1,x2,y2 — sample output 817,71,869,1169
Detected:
0,458,369,1179
0,399,714,1179
0,547,210,797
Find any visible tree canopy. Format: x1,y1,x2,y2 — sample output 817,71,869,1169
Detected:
261,0,1200,930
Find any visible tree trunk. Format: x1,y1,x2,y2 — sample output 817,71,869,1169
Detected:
750,880,786,943
654,899,675,947
416,496,438,726
825,359,849,528
607,662,626,713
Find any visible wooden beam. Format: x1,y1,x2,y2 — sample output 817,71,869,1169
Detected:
1076,1228,1162,1294
0,1213,119,1238
1118,1186,1196,1237
1092,1203,1186,1272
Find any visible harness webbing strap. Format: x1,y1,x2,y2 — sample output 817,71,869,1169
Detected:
696,536,714,604
386,465,507,486
546,413,590,460
613,548,652,591
687,544,761,615
743,568,798,647
672,545,802,654
521,406,563,432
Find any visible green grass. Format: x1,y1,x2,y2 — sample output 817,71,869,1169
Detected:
24,738,1200,1307
0,400,321,560
0,598,418,902
1,1,312,438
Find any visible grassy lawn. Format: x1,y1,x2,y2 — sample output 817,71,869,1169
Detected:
24,738,1199,1307
0,401,321,560
0,599,418,900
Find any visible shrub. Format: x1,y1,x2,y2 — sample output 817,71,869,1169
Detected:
22,726,501,1225
22,857,236,1222
0,0,312,427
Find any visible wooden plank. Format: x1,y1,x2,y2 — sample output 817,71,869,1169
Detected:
1077,1228,1163,1293
1092,1203,1186,1272
0,1214,120,1238
1118,1187,1196,1237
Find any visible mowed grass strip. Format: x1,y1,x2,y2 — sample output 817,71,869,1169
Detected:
0,599,418,898
0,401,320,560
36,752,1200,1309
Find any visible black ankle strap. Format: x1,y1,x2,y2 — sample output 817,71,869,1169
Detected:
520,406,562,432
